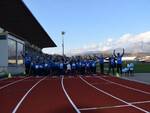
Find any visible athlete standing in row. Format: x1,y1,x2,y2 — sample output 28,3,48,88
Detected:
106,55,116,75
97,54,105,74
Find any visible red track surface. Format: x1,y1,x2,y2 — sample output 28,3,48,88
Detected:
0,77,39,113
0,75,149,113
0,77,24,87
64,77,123,108
102,76,150,92
84,77,150,102
16,77,76,113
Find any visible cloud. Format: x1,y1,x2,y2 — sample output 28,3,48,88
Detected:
113,31,150,53
42,47,62,55
42,31,150,55
70,31,150,55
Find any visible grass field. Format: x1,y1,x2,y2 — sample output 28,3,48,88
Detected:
96,61,150,74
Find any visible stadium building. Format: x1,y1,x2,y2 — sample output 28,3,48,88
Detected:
0,0,56,77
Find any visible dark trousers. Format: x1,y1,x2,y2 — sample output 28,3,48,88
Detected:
91,67,96,74
86,67,90,74
60,69,64,75
35,68,39,76
44,68,49,76
81,67,85,75
79,67,82,75
94,67,96,74
108,65,115,75
100,64,104,74
117,64,122,74
25,64,30,74
32,67,36,76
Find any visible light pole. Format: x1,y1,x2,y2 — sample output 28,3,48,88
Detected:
61,31,65,56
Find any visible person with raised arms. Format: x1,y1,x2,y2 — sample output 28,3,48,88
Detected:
113,48,125,75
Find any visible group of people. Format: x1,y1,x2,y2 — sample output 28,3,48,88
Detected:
25,48,126,76
25,52,97,76
98,48,125,75
122,62,134,76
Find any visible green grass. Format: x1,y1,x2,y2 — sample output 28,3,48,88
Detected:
96,61,150,74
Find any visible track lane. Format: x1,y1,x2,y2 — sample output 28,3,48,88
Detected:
0,77,27,88
0,77,40,113
96,76,150,95
134,102,150,112
81,76,150,113
101,76,150,93
84,76,150,102
1,76,149,113
15,77,76,113
61,76,81,113
12,77,47,113
63,77,124,110
80,106,145,113
0,77,31,90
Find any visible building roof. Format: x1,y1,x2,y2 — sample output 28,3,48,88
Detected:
0,0,56,48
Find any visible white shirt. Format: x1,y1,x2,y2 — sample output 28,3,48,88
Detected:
67,64,71,70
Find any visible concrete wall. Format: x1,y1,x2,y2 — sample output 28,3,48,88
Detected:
8,66,25,75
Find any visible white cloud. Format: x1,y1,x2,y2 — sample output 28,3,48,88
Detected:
42,47,62,55
42,31,150,56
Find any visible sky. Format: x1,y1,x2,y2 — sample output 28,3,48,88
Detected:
23,0,150,55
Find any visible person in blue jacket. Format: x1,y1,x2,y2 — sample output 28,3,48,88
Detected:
85,60,90,75
34,62,40,76
106,55,116,75
113,48,125,75
59,61,64,76
44,61,49,76
71,61,76,76
78,60,82,75
97,54,105,74
24,53,32,75
91,59,96,74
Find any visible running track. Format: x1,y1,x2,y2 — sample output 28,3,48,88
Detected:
0,75,150,113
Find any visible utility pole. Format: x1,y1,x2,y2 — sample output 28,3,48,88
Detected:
61,31,65,56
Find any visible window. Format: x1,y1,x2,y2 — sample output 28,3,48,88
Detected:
17,42,24,65
8,39,17,65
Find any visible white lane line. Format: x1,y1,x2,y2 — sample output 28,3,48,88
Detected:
0,77,31,90
121,77,150,85
80,77,150,113
12,77,47,113
79,104,129,111
131,100,150,105
79,100,150,111
61,76,81,113
97,76,150,95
